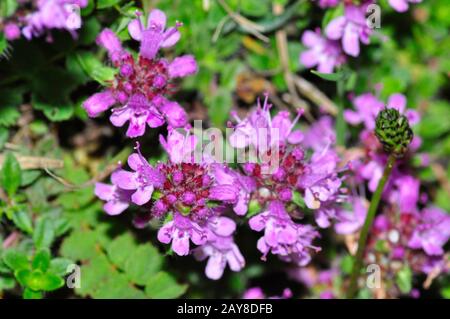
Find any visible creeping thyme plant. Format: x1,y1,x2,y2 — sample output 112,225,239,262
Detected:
0,0,449,299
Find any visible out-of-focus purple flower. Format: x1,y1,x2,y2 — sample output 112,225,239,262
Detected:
22,0,88,41
158,213,208,256
393,175,420,213
303,116,336,152
300,29,346,73
82,9,197,138
194,217,245,280
388,0,422,12
94,182,132,216
242,287,293,299
325,4,373,57
242,287,265,299
408,207,450,256
4,23,21,40
316,0,340,8
344,92,420,130
334,197,368,234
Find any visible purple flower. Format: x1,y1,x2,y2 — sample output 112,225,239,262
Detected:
325,4,373,57
393,175,420,213
159,128,198,164
82,9,197,138
303,116,336,152
111,151,165,205
242,287,293,299
211,164,256,216
229,94,304,151
194,217,245,280
249,201,320,266
94,182,132,216
297,148,342,211
128,9,181,59
388,0,422,12
300,29,346,73
344,92,420,130
157,213,208,256
22,0,88,41
316,0,340,8
334,197,368,234
4,23,21,40
408,207,450,256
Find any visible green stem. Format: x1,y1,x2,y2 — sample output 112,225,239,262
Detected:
346,154,396,298
336,76,347,146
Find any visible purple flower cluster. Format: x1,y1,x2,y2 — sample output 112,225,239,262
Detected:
367,207,450,278
1,0,87,41
302,0,423,72
227,95,347,266
96,129,247,279
82,9,197,137
95,86,347,279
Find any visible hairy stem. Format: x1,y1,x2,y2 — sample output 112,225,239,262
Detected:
347,154,396,298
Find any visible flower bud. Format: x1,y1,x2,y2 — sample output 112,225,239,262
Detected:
375,108,413,157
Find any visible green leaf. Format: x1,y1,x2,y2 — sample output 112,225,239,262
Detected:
60,229,98,261
0,0,19,17
40,272,65,291
208,89,232,128
49,258,73,277
106,233,136,270
396,265,412,294
12,210,33,234
32,250,51,272
311,70,344,82
97,0,121,9
0,275,16,291
145,272,187,299
33,217,55,250
32,98,74,122
0,127,8,150
124,245,163,285
23,288,43,299
16,268,64,292
75,51,117,85
0,152,22,197
292,191,306,209
3,249,29,271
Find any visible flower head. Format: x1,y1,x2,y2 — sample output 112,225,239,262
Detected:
82,9,197,138
300,29,346,73
375,108,413,157
325,4,373,57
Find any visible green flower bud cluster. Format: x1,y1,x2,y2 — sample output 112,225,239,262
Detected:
375,108,413,157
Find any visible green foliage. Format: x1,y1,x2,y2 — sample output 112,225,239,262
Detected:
61,229,186,299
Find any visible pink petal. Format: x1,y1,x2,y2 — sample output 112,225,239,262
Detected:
104,201,128,216
205,254,225,280
83,91,116,117
131,185,154,205
111,170,138,190
161,27,181,48
172,232,190,256
325,16,346,40
168,55,198,78
147,9,167,31
128,19,143,41
342,25,360,57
